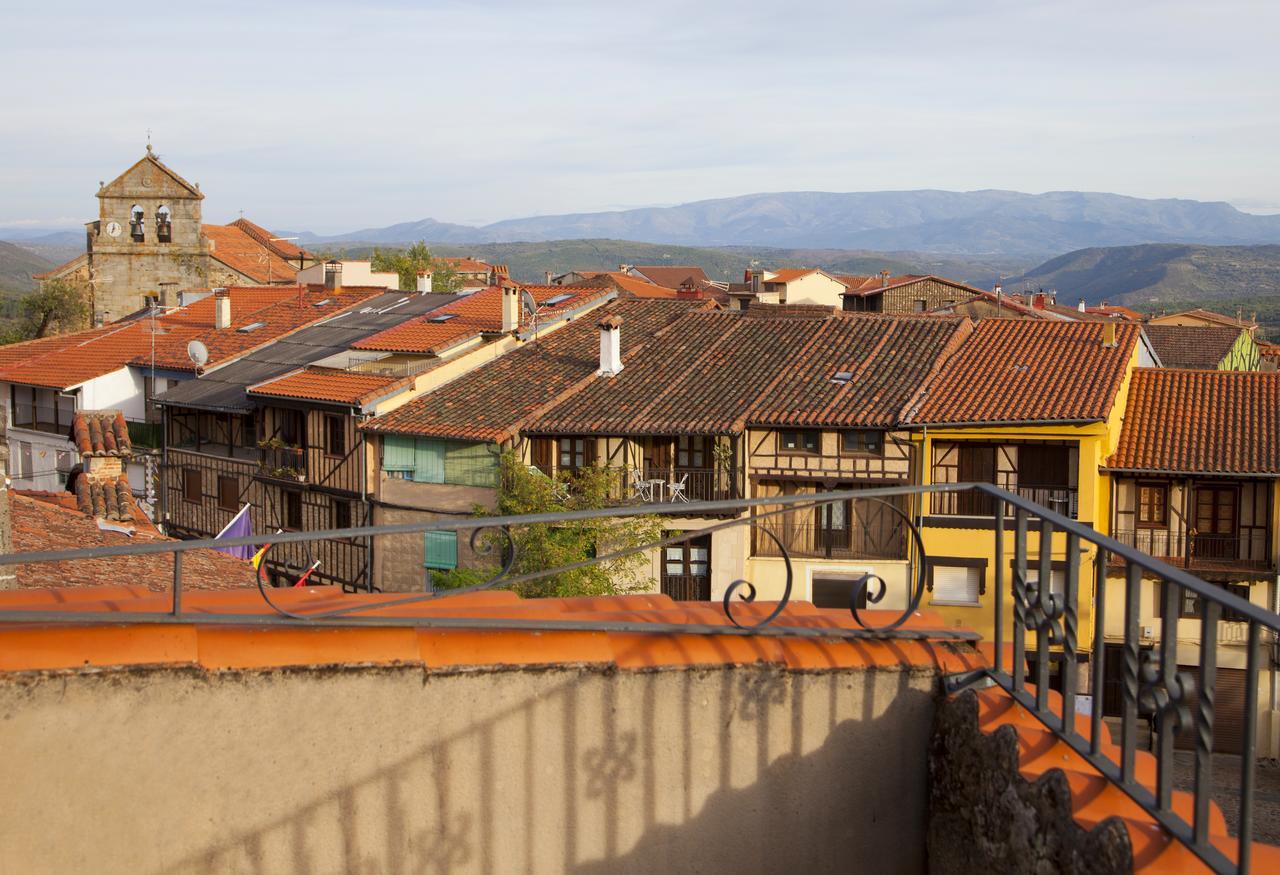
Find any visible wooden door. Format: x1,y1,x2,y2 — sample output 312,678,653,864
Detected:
1194,486,1238,560
1175,666,1247,755
957,445,996,515
662,534,711,601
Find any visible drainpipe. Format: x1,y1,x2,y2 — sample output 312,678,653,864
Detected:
160,405,169,534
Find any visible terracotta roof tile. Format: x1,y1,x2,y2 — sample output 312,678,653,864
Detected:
764,268,818,283
71,410,131,456
0,285,383,389
532,312,970,435
1142,325,1245,370
631,265,710,288
362,299,708,441
225,217,312,262
8,491,257,592
1148,308,1257,331
203,222,303,284
1107,369,1280,475
907,320,1140,425
351,284,612,355
248,367,405,406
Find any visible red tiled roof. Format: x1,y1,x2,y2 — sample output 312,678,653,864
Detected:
906,321,1141,425
438,256,492,274
8,491,258,592
583,272,678,299
1142,325,1244,370
32,253,88,280
71,411,132,456
203,222,302,284
248,367,405,406
226,218,311,262
351,284,612,355
1148,308,1257,331
1107,369,1280,475
0,285,383,389
531,312,971,435
839,274,984,298
362,299,708,441
632,265,709,288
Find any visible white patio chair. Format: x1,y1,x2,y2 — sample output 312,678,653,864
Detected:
667,473,689,502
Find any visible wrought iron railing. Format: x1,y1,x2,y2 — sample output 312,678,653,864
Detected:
931,484,1078,519
752,517,907,561
1112,528,1276,571
0,482,1275,872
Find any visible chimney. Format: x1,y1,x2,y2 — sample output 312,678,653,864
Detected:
1032,293,1046,310
1102,322,1117,348
993,282,1002,296
598,314,623,376
751,271,761,294
488,267,498,286
544,270,554,285
417,271,433,294
501,285,520,333
1078,298,1087,313
214,288,232,329
879,269,891,288
0,405,13,590
323,260,342,290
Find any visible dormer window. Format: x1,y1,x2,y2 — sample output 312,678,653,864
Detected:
156,205,172,242
130,204,145,241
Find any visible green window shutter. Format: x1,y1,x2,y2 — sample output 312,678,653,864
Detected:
444,440,497,487
414,439,446,483
383,435,417,470
423,531,458,569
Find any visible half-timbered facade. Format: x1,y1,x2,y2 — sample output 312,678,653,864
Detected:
1101,369,1280,756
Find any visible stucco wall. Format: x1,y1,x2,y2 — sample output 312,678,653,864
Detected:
0,662,938,874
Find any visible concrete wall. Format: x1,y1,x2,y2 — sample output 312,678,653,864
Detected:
0,662,938,875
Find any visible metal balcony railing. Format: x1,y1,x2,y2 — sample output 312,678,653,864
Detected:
752,518,907,561
1112,528,1276,572
592,466,741,506
931,484,1078,519
0,482,1276,873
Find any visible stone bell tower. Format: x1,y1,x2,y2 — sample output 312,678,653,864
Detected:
86,145,210,322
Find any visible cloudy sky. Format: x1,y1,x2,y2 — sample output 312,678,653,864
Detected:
2,0,1277,233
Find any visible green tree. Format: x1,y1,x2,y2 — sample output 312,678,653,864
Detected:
371,240,462,293
445,451,662,599
0,279,90,344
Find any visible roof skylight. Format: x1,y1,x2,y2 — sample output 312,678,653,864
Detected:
236,322,267,333
544,293,575,306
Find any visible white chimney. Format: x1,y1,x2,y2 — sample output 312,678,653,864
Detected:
323,260,342,290
1078,298,1087,313
417,271,433,294
598,314,623,376
501,285,520,333
214,289,231,329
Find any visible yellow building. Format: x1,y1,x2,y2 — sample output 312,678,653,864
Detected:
902,320,1155,688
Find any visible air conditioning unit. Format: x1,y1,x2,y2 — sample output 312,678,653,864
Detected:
1141,624,1154,639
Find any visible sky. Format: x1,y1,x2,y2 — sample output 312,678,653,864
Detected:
2,0,1278,233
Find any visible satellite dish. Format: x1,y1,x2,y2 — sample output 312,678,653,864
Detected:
187,340,209,368
521,290,537,317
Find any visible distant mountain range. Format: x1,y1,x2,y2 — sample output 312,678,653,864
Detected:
290,190,1280,256
0,241,53,296
1007,243,1280,309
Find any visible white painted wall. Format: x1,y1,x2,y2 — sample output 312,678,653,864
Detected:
296,261,400,290
79,368,146,421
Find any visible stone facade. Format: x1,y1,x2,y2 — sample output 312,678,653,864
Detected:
86,148,213,320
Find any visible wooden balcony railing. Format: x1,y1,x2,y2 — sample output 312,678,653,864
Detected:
1111,529,1275,571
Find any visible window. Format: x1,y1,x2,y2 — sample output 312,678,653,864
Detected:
812,575,869,610
913,299,927,312
217,475,239,511
779,430,819,454
1019,444,1071,489
278,409,305,447
55,449,73,473
676,435,707,468
11,386,34,429
841,430,884,456
956,444,997,515
1137,483,1169,528
182,468,202,504
557,436,595,472
424,531,458,570
331,499,352,530
10,441,32,479
382,436,498,487
10,386,75,435
325,415,346,457
1165,582,1252,622
815,499,852,551
283,491,303,529
929,559,985,605
1021,564,1066,599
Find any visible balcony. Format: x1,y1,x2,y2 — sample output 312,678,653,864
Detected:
752,511,909,561
1111,528,1275,573
257,444,307,483
595,466,742,507
931,485,1078,519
